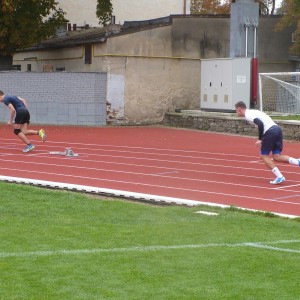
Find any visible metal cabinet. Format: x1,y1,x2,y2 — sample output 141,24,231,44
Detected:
200,58,251,111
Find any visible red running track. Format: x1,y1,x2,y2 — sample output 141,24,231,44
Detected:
1,125,300,217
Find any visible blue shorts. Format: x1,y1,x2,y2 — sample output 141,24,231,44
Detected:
261,125,283,155
15,109,30,125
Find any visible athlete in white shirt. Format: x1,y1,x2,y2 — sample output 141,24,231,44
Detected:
235,101,300,184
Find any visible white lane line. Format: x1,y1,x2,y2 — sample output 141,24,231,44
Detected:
0,155,269,185
275,183,300,189
154,171,179,175
0,153,272,175
274,194,300,200
1,151,300,189
34,151,300,178
2,165,300,203
0,240,299,258
0,138,261,158
0,142,299,179
0,157,296,193
1,138,300,176
0,140,262,162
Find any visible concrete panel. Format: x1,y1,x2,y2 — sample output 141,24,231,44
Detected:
171,17,230,59
230,0,259,58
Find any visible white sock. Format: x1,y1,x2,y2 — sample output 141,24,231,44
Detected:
272,167,283,178
288,157,299,166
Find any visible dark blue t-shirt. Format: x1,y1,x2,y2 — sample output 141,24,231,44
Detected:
3,95,26,112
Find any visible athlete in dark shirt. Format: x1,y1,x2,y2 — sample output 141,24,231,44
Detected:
0,90,46,152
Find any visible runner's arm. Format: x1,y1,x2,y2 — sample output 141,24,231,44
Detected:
7,103,15,125
253,118,264,140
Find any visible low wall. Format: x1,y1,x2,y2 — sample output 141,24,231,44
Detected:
0,71,107,126
162,111,300,141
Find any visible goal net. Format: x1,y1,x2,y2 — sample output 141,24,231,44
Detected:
259,72,300,113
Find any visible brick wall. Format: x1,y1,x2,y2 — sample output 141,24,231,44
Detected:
0,72,107,126
162,111,300,141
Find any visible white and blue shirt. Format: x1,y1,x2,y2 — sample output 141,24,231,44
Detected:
245,109,278,139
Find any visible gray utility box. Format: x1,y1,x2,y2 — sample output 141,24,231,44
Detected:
200,58,251,111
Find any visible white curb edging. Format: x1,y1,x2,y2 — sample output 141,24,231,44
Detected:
0,175,298,219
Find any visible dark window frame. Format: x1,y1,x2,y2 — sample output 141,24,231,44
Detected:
85,44,92,64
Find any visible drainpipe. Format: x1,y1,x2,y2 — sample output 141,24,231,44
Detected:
183,0,186,15
244,17,250,57
251,18,258,107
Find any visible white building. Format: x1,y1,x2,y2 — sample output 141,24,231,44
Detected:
57,0,191,27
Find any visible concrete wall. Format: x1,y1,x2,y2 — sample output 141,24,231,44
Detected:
258,16,295,73
106,25,173,57
171,16,230,59
122,57,200,124
0,72,107,126
98,55,200,124
57,0,191,26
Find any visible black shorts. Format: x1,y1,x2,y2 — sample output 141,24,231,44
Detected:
261,125,283,155
15,109,30,125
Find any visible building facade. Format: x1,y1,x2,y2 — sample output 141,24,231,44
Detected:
11,15,297,125
57,0,191,27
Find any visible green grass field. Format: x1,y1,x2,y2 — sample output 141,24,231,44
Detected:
1,182,300,300
273,115,300,121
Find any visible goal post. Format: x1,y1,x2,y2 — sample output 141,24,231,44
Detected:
258,72,300,113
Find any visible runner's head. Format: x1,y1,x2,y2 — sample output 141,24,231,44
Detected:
235,101,247,117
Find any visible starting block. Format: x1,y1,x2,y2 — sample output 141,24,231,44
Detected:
49,148,79,157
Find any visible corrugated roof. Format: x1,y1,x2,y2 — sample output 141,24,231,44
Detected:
41,27,108,47
22,26,120,51
16,15,183,52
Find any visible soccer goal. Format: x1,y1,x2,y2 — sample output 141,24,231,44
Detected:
259,72,300,113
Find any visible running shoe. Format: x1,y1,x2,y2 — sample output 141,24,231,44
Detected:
23,144,35,153
270,176,285,185
39,129,46,142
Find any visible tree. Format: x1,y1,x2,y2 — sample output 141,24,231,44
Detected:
0,0,66,55
257,0,277,15
275,0,300,55
96,0,113,27
191,0,281,15
191,0,231,15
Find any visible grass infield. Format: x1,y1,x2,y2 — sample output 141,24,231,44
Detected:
0,182,300,299
273,114,300,121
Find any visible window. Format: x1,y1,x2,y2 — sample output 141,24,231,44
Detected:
14,65,21,71
292,33,299,43
85,44,92,64
43,64,53,72
27,64,31,71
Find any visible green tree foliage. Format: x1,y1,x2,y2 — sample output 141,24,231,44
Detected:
191,0,299,55
0,0,66,55
191,0,231,14
191,0,280,15
275,0,300,55
96,0,113,26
